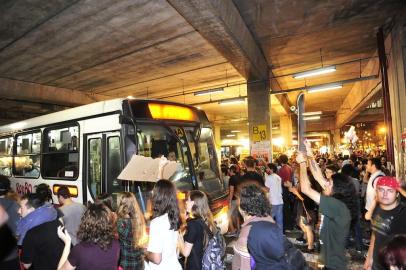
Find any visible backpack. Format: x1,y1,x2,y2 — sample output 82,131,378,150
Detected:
283,238,311,270
200,220,226,270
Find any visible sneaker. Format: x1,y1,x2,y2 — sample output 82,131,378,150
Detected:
295,236,307,245
225,231,238,238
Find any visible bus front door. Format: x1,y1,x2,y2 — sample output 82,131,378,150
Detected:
85,131,123,202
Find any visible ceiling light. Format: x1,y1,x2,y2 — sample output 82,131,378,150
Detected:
231,118,246,122
226,134,236,137
218,97,246,105
307,139,322,142
127,95,135,99
231,130,241,133
194,88,224,96
307,83,342,93
304,116,321,121
196,106,201,109
293,66,336,79
303,111,322,116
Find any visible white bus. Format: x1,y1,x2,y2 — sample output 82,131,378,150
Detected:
0,98,229,230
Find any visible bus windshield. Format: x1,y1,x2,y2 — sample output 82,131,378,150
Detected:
135,124,224,196
136,124,194,192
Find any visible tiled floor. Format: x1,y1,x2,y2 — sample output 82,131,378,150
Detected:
224,235,365,269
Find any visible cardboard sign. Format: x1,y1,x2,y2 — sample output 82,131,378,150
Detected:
117,155,178,182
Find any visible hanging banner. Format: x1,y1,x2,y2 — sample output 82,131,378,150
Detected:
251,141,271,161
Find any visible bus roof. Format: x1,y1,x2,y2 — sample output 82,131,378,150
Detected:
0,98,125,135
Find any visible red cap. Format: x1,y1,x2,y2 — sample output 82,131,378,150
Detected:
376,176,400,190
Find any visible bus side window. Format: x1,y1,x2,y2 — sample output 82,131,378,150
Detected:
43,125,79,179
0,137,13,177
14,132,41,178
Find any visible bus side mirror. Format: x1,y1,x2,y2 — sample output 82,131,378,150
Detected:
119,115,133,125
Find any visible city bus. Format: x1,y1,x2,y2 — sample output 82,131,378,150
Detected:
0,98,229,231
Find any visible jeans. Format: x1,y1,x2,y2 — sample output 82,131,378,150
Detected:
271,204,284,231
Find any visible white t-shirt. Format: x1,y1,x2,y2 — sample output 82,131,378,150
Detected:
265,173,283,205
365,170,385,211
147,213,182,270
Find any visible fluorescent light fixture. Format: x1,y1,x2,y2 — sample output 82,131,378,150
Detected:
226,134,236,137
231,130,241,133
304,116,321,121
303,111,322,116
127,95,135,99
293,66,336,79
307,83,342,93
194,88,224,96
218,97,246,105
231,118,246,122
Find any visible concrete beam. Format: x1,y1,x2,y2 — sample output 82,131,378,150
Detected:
335,55,382,128
0,78,111,107
167,0,268,80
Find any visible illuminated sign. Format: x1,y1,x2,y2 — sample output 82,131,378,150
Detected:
53,184,79,198
148,103,198,122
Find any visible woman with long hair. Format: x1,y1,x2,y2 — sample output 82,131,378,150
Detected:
117,192,146,270
179,190,217,269
146,179,182,270
57,203,119,270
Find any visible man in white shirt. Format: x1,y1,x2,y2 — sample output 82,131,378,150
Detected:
365,158,385,214
265,163,284,230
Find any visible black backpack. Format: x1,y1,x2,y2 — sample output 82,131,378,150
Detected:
283,238,311,270
200,220,226,270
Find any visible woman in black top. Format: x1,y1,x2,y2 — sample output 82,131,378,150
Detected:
179,190,216,270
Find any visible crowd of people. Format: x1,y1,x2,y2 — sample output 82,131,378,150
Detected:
222,144,406,270
0,143,405,270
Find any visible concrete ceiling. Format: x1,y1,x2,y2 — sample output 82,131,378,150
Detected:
0,0,404,131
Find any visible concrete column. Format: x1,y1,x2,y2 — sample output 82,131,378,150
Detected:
386,14,406,178
213,124,222,160
332,128,341,152
247,80,272,156
279,115,293,147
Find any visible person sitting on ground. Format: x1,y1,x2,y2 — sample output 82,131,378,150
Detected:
146,179,182,270
364,177,406,270
57,203,120,270
57,186,85,246
117,192,146,270
0,176,20,270
296,151,351,270
232,184,287,270
178,190,219,270
19,193,64,270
